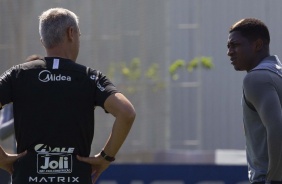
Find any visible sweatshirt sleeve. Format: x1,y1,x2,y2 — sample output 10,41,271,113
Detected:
243,70,282,181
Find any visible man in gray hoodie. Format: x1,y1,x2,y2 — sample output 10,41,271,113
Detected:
227,18,282,184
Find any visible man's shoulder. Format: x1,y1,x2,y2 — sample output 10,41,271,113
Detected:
245,69,273,78
86,67,101,75
243,70,273,88
65,62,104,82
246,68,281,81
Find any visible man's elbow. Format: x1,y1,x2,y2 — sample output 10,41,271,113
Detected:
125,107,136,124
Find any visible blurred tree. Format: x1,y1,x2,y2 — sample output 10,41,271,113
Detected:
107,56,213,93
169,56,213,80
107,58,165,94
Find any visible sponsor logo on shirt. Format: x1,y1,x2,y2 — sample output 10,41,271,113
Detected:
97,81,105,91
90,75,96,80
29,176,79,183
28,144,80,183
90,74,105,91
34,144,74,175
38,70,71,82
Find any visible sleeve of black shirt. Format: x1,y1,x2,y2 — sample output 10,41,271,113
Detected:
90,69,119,109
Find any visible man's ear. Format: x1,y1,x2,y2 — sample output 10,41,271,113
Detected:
254,38,264,51
40,38,44,47
67,27,75,41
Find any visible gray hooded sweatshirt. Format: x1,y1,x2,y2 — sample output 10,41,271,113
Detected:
243,55,282,183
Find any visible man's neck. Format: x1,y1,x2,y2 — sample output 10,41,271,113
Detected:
247,54,270,72
46,45,75,61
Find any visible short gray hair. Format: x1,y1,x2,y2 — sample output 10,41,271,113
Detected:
39,8,79,48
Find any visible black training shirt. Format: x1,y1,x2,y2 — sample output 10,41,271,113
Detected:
0,57,118,184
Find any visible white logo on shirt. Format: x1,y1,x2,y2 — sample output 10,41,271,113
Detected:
89,74,105,91
90,75,96,80
97,81,105,91
34,144,74,174
38,70,71,82
29,176,79,183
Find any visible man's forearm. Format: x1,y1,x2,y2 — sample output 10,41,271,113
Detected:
102,93,136,158
102,115,134,157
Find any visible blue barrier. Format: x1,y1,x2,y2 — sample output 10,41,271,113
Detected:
97,164,249,184
0,164,249,184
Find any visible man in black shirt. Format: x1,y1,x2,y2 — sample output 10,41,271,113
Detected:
0,8,135,184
